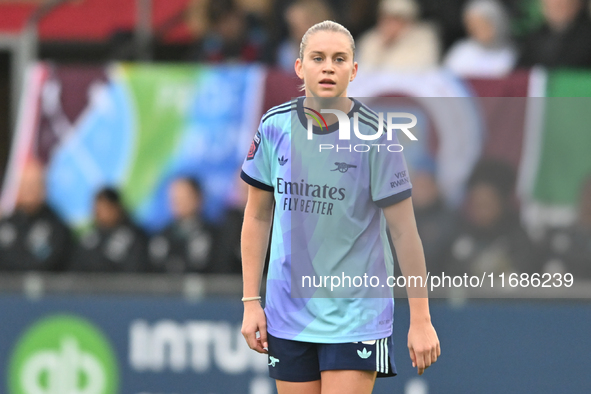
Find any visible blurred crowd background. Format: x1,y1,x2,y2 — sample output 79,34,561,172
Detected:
0,0,590,281
1,2,590,393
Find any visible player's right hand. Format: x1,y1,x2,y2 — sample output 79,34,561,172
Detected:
408,319,440,375
241,301,268,354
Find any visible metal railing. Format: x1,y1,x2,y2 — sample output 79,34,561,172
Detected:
0,272,243,300
1,272,590,301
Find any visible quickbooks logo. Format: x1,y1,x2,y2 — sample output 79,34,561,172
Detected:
8,315,118,394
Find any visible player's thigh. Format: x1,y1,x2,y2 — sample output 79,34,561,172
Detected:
276,379,321,394
320,370,377,394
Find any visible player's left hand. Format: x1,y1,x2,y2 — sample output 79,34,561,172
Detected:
408,320,440,375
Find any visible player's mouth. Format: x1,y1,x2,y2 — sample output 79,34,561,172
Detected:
319,78,336,88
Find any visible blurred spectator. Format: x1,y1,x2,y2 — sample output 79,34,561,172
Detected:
276,0,334,72
538,175,591,279
154,0,210,46
185,0,211,40
188,0,268,63
69,188,148,272
416,0,470,52
444,0,517,77
410,159,457,276
211,170,249,274
356,0,441,72
518,0,591,68
149,177,215,273
346,0,381,38
446,160,534,276
236,0,273,20
0,161,71,271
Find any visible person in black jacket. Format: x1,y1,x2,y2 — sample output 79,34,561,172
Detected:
518,0,591,68
69,187,148,272
410,160,457,276
0,161,71,271
148,177,215,273
211,169,249,274
445,159,535,276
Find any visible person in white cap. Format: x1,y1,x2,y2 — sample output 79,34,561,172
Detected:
356,0,441,72
444,0,516,77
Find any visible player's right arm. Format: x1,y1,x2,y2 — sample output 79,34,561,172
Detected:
240,185,274,354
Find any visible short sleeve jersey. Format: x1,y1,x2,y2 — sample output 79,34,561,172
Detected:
241,97,412,343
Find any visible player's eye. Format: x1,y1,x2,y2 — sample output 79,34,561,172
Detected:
335,57,345,63
313,56,323,62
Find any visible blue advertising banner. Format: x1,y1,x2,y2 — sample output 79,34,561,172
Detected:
0,296,271,394
0,296,589,394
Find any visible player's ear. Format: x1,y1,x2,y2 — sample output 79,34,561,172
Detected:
295,58,304,80
350,61,358,82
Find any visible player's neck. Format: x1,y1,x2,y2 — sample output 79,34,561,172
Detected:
303,96,353,119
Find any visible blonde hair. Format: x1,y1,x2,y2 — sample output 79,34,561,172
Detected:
299,20,355,60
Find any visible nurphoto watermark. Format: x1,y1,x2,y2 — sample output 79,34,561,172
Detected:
304,107,417,152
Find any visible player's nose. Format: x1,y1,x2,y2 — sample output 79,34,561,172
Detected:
322,62,335,73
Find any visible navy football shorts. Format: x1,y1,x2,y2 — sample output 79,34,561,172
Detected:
267,333,397,382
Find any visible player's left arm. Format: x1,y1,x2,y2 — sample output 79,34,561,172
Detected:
383,197,441,375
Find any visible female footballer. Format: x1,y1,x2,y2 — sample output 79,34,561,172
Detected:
240,20,440,394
